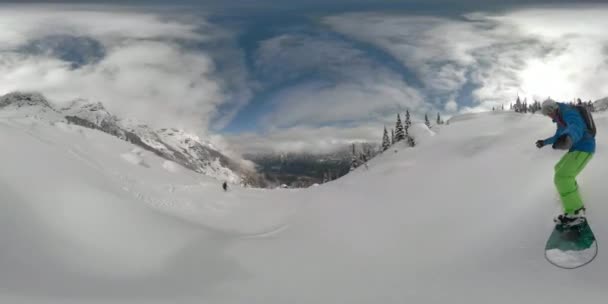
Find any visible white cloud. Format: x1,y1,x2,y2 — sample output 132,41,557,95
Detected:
6,5,608,157
225,124,384,155
0,6,205,49
254,33,427,129
486,6,608,40
444,100,458,112
255,34,369,85
233,5,608,155
0,6,245,134
324,14,495,99
483,7,608,102
262,79,424,128
324,6,608,112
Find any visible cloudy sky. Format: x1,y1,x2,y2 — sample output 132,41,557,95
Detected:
1,1,608,154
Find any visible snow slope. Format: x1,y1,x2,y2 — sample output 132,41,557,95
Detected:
0,92,254,186
1,110,608,303
594,97,608,112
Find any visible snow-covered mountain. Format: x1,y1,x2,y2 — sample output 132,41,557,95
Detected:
593,96,608,111
2,102,608,303
0,92,262,186
0,91,63,119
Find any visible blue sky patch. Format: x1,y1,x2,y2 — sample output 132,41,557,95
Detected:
21,35,106,69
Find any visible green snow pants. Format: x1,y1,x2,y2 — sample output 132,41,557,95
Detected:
554,151,593,214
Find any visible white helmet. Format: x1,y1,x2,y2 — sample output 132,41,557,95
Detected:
541,99,559,116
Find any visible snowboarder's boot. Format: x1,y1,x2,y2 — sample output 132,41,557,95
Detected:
554,207,586,228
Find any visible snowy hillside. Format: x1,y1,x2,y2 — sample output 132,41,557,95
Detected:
594,97,608,112
1,109,608,303
0,92,260,186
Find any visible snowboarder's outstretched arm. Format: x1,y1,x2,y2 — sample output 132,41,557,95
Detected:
543,128,560,145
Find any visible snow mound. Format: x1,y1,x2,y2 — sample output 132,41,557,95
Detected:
121,149,149,168
162,160,182,173
410,122,436,141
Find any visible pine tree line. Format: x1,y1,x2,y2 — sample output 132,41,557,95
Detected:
381,110,444,152
570,98,596,112
349,142,378,171
509,96,597,114
492,104,506,111
436,112,444,125
510,97,541,114
348,109,449,174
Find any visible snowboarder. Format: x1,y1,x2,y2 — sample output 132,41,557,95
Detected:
536,99,595,226
222,181,228,192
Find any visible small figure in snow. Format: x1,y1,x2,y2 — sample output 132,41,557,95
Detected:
222,181,228,192
536,99,595,226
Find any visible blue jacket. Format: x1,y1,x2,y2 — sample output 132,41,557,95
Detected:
543,103,595,153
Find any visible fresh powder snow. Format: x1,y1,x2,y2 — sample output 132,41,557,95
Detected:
1,108,607,304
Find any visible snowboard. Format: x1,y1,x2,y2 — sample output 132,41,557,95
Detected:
545,217,598,269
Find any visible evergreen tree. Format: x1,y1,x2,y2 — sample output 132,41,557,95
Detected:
391,129,395,145
382,127,390,151
531,100,541,114
514,96,522,113
407,134,416,147
405,110,412,130
395,114,405,142
436,112,441,125
350,143,359,171
425,113,431,128
404,118,415,148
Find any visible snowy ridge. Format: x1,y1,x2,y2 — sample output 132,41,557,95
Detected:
0,92,62,120
0,92,53,109
594,96,608,112
124,124,248,184
0,92,257,185
61,99,119,127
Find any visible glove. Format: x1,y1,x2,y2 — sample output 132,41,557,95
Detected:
552,135,573,150
535,140,545,148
